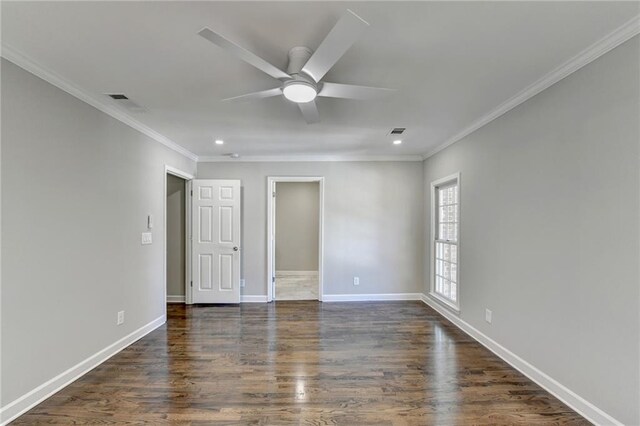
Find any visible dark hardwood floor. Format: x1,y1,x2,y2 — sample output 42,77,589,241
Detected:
13,301,588,425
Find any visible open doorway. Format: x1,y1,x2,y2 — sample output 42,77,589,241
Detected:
164,166,194,306
267,177,324,302
166,174,187,303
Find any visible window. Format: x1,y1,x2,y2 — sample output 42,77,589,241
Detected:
431,173,460,310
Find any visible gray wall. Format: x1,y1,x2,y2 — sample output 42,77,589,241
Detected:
197,161,424,297
422,37,639,425
275,182,319,271
0,59,196,406
166,174,186,297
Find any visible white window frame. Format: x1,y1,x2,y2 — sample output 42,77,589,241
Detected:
429,172,461,313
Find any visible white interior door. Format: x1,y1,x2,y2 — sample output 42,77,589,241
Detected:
191,179,241,304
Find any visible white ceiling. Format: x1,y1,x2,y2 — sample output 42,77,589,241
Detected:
2,1,638,159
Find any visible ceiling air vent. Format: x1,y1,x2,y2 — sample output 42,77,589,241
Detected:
390,127,406,135
105,94,147,113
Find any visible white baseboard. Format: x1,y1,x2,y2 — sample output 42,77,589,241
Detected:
276,270,318,276
166,295,185,303
0,315,166,426
241,295,268,303
323,293,423,302
420,294,622,426
240,293,423,303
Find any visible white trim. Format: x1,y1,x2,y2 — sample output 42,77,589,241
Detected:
267,177,325,303
276,270,319,276
429,172,461,312
422,15,640,160
420,295,623,426
185,180,194,305
0,44,198,162
165,166,195,181
241,295,269,303
166,295,186,303
198,155,423,163
0,315,165,426
323,293,423,302
430,172,461,189
428,291,460,313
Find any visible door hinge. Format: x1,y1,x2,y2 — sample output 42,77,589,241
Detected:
190,280,193,287
190,190,193,196
272,191,276,198
272,276,275,283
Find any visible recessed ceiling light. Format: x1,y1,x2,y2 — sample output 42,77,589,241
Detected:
393,139,402,145
215,139,224,145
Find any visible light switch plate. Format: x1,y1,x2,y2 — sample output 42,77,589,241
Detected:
141,232,152,245
485,309,492,324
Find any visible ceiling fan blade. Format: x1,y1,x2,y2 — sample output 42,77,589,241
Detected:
198,28,291,81
318,82,394,100
301,9,369,82
223,87,283,102
298,101,320,124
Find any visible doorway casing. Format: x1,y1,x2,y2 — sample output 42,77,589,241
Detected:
267,176,324,302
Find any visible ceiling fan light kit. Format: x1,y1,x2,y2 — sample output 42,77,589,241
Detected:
283,81,317,103
198,9,393,123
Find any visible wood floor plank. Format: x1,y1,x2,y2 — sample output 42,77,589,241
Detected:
12,301,589,425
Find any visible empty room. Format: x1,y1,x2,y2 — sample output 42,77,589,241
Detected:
1,1,639,425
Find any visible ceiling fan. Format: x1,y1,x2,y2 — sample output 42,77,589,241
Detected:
198,9,393,124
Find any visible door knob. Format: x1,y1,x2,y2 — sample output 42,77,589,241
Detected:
233,246,239,251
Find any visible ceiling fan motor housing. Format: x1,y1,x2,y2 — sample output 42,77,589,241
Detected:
287,46,313,77
283,47,318,103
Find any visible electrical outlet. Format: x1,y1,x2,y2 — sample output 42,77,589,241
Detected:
485,309,492,324
353,276,360,286
117,311,125,325
240,279,245,288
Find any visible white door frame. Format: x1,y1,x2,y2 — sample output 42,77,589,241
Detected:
267,176,324,302
164,165,195,313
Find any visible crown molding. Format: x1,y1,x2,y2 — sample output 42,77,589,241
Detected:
422,14,640,161
1,43,199,162
197,154,424,162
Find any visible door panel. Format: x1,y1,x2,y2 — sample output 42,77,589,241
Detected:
199,206,213,242
192,179,241,303
219,254,234,290
219,206,233,243
199,254,213,290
